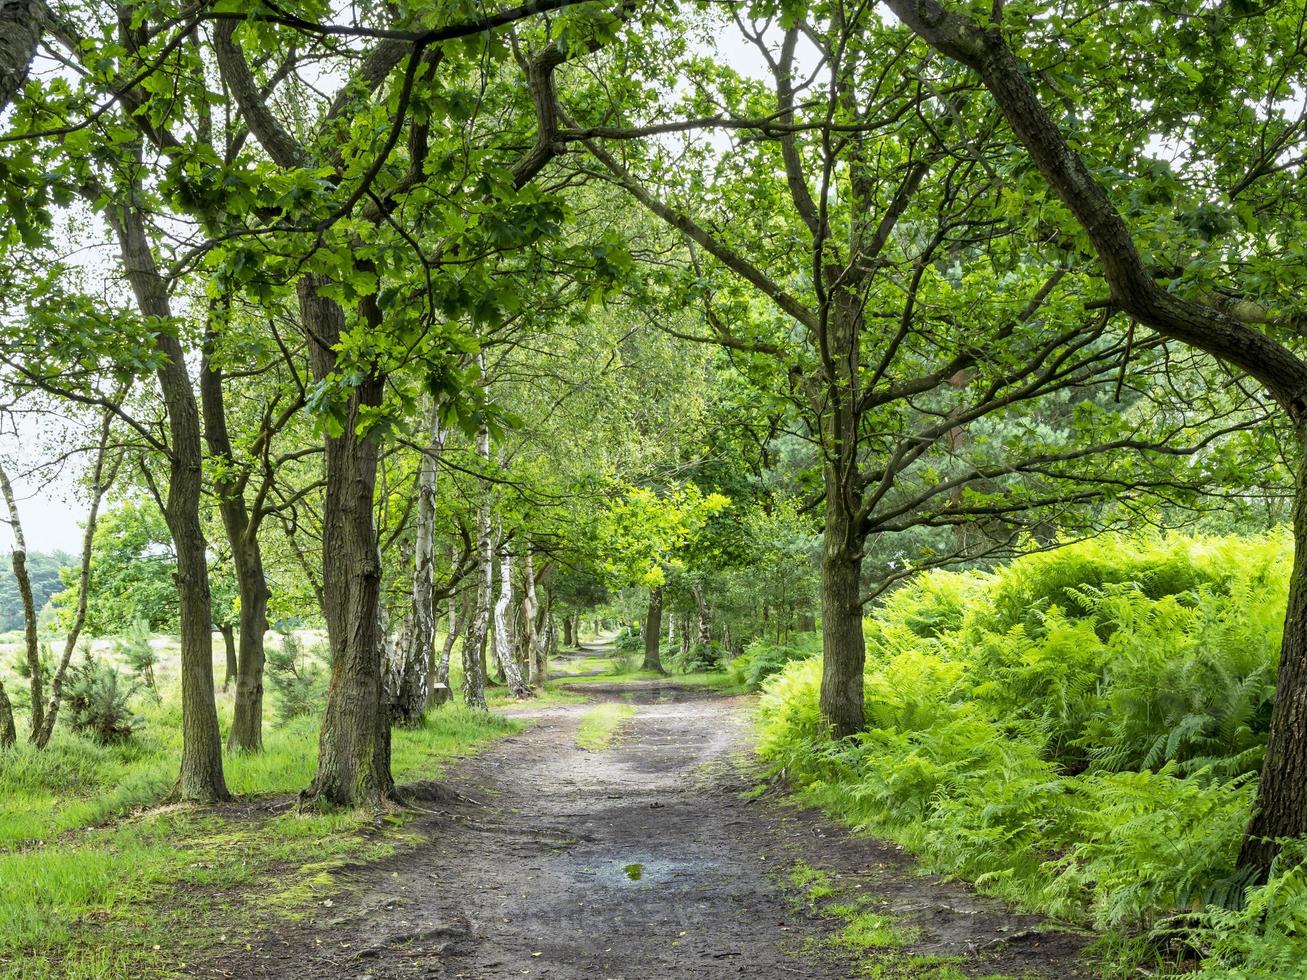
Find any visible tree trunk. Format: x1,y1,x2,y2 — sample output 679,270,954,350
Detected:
1240,437,1307,873
0,679,14,748
562,614,575,649
391,402,444,726
220,624,237,693
0,0,40,112
298,275,393,808
679,614,690,658
537,591,554,679
642,586,665,673
461,423,492,710
112,198,228,802
0,461,43,739
35,411,116,749
691,582,711,648
819,505,866,739
430,587,464,708
523,553,544,687
200,336,271,753
493,549,532,698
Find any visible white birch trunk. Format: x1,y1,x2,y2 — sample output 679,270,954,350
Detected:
493,547,531,697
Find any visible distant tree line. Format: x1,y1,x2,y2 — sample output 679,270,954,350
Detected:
0,548,70,632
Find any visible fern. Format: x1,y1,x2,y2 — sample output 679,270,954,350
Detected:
755,530,1305,972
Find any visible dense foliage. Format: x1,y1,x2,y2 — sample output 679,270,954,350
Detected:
0,550,69,632
758,533,1303,974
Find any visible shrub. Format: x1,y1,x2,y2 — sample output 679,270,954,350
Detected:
612,625,642,653
672,641,721,673
265,630,326,723
756,532,1302,972
733,634,821,691
610,646,640,674
112,620,159,699
62,652,138,744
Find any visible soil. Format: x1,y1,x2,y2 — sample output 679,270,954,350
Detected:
203,660,1093,979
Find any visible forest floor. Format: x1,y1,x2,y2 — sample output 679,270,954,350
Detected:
200,646,1095,980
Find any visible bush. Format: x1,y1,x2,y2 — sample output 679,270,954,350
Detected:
732,633,821,691
265,630,326,723
62,652,138,744
756,532,1302,973
612,625,642,653
672,641,721,673
112,620,159,699
609,646,640,674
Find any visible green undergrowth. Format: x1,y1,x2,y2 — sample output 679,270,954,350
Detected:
576,702,637,749
0,703,519,978
783,861,1020,979
758,532,1306,978
0,699,518,847
557,668,747,693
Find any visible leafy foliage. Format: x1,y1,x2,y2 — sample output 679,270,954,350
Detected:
265,631,326,724
62,652,138,745
731,633,821,691
757,533,1302,972
0,549,72,632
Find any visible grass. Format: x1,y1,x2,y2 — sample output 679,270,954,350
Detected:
557,668,747,693
0,650,522,980
575,702,637,750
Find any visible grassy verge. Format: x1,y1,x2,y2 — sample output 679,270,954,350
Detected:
783,862,1021,980
575,703,637,749
557,669,748,694
0,705,519,979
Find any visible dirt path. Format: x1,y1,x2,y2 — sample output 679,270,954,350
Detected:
209,678,1092,979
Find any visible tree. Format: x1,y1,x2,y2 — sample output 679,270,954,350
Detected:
556,5,1268,736
0,458,44,738
884,0,1307,876
596,484,730,671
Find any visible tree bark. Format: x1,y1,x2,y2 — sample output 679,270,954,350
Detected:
523,553,544,687
493,548,532,697
691,582,711,649
562,614,575,649
642,586,665,673
0,461,43,739
0,0,40,113
1240,431,1307,870
200,339,271,752
220,623,237,693
430,586,464,707
391,401,444,726
819,503,866,739
0,677,13,747
461,423,493,709
299,276,393,808
112,198,228,802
